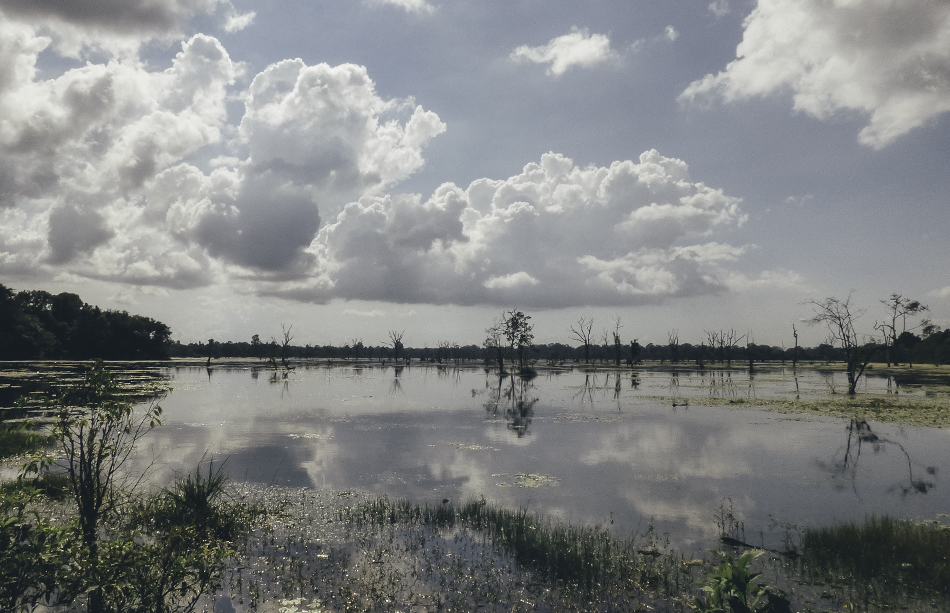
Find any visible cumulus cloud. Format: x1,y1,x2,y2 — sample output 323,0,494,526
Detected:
510,27,618,76
680,0,950,148
0,18,444,287
0,0,244,55
0,12,771,309
290,149,753,307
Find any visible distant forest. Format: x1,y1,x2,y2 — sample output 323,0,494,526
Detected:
170,324,950,368
2,283,949,365
0,284,171,360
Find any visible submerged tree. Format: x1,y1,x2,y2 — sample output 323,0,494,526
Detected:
570,317,594,364
484,318,507,373
807,295,876,395
503,310,534,373
875,293,930,366
388,330,405,361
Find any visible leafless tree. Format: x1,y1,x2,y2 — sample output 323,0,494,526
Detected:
667,329,679,364
612,316,623,367
570,317,594,364
387,330,405,361
484,318,506,373
280,324,294,370
874,293,930,366
436,340,452,363
792,324,799,368
807,295,876,394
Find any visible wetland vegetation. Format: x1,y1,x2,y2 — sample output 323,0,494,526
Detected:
3,286,950,611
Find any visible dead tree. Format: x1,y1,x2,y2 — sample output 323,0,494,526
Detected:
808,295,875,394
280,324,294,370
612,316,623,367
874,294,929,366
570,317,594,364
484,319,506,373
792,324,799,368
388,330,405,362
668,329,679,364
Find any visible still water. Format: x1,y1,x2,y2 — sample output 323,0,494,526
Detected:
138,363,948,553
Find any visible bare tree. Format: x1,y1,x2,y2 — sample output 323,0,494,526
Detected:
280,324,294,370
612,316,623,367
808,295,876,394
570,317,594,364
436,340,452,363
387,330,405,361
484,318,506,373
705,331,722,364
875,293,930,366
667,329,679,364
792,324,799,368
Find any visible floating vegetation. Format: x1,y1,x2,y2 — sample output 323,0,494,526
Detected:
209,487,694,612
797,515,950,606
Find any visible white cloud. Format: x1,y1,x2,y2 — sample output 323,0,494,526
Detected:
664,26,679,42
680,0,950,148
368,0,435,14
708,0,730,18
223,9,255,32
0,21,444,286
295,149,749,307
931,286,950,299
483,272,540,290
510,27,618,76
343,308,388,317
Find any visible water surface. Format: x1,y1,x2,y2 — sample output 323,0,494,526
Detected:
134,363,950,552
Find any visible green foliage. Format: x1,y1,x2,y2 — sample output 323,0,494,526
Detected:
0,282,172,360
1,360,262,613
694,550,767,613
0,487,67,612
344,496,672,594
799,516,950,598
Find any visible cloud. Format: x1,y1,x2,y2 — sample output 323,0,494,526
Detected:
664,26,679,42
296,149,749,307
680,0,950,148
368,0,436,14
343,308,388,317
223,8,255,32
0,24,444,287
0,0,240,55
510,27,618,76
0,18,761,309
931,286,950,299
708,0,730,18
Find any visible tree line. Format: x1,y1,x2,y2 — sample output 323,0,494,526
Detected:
0,284,171,360
3,284,949,372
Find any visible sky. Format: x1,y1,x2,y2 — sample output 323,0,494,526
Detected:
0,0,948,349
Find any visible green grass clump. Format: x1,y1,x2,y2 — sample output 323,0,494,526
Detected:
344,496,675,594
800,516,950,598
133,461,270,543
0,427,53,459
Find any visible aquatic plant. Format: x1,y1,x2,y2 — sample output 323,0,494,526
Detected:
798,515,950,601
694,549,767,613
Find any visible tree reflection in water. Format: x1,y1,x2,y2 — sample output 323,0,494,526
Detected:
483,374,538,437
822,419,936,498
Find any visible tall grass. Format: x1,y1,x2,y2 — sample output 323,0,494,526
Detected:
0,427,53,459
799,516,950,600
343,496,675,594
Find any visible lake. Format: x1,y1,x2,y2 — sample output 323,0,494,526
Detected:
113,361,950,554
